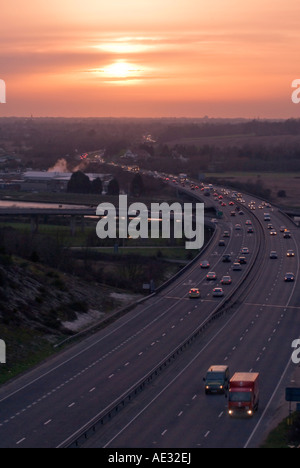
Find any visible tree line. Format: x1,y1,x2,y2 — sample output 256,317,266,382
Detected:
67,171,145,197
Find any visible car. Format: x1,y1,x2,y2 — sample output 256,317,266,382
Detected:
221,276,232,285
223,231,230,238
284,231,291,239
222,254,232,263
230,211,236,217
241,247,250,255
235,224,242,230
232,263,242,271
270,230,277,236
245,220,252,226
280,226,286,232
219,239,226,247
204,365,230,395
207,271,217,281
267,224,274,230
239,211,245,215
287,250,295,257
213,288,224,297
247,227,254,234
270,251,278,259
238,256,247,264
189,288,201,298
200,260,210,269
229,201,235,206
284,273,295,282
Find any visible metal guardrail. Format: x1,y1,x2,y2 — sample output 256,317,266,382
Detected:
58,194,267,448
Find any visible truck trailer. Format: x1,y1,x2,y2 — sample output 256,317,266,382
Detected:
228,373,259,417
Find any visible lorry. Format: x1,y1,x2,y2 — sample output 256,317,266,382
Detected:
228,373,259,417
204,365,230,394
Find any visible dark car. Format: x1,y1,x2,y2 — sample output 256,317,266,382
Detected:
222,254,232,263
285,273,295,282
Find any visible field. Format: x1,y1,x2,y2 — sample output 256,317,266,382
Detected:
166,133,300,149
206,172,300,210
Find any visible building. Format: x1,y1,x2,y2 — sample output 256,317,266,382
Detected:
20,171,113,193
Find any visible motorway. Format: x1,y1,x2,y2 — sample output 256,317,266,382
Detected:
0,184,299,448
84,187,300,449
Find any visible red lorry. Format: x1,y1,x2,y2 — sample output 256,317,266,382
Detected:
228,373,259,417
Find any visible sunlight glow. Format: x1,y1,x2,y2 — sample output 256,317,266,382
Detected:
89,61,147,83
94,41,154,55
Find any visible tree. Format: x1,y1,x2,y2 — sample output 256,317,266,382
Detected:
67,171,91,194
107,178,120,196
91,177,103,194
130,174,145,197
277,190,287,198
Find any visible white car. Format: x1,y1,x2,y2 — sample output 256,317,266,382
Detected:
241,247,250,255
213,288,224,297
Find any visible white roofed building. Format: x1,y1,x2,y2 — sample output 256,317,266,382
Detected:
21,171,112,193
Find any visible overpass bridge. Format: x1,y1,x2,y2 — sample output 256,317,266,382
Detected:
0,202,218,236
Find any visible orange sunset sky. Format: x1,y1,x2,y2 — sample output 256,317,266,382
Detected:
1,0,300,118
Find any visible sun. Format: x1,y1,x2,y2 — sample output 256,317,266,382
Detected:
87,60,147,84
102,61,140,79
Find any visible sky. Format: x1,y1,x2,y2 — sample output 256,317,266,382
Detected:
1,0,300,118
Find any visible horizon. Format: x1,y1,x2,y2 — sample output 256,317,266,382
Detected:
0,115,299,122
1,1,300,119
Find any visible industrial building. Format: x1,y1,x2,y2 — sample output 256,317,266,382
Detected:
20,171,112,193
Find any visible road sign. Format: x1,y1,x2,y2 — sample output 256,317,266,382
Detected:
285,388,300,402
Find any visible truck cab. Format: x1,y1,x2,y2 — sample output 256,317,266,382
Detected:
228,373,259,417
204,365,230,394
